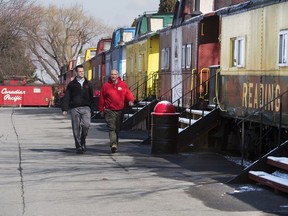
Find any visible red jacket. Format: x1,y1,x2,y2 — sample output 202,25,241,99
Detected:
98,77,134,112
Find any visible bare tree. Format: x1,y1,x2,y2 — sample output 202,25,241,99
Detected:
0,0,36,82
26,4,112,84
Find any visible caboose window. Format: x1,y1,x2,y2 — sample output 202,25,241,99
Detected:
231,36,245,67
103,42,111,51
161,49,165,70
123,32,133,43
93,66,96,79
279,30,288,66
181,45,186,69
151,18,163,32
161,48,170,71
186,44,192,69
97,65,101,79
90,50,97,58
138,54,142,72
165,48,170,70
113,60,117,70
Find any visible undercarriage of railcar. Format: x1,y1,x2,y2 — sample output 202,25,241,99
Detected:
210,114,288,162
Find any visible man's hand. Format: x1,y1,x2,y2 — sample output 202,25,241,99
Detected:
128,101,134,107
62,111,67,116
100,112,104,118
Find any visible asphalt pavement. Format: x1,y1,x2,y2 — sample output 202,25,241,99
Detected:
0,107,287,216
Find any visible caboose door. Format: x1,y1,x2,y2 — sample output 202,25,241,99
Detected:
171,27,183,106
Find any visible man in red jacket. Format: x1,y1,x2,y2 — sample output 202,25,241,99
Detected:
98,69,134,153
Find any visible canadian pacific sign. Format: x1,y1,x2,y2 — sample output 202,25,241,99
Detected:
1,88,26,102
0,86,52,106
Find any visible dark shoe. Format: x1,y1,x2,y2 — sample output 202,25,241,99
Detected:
76,147,84,154
81,144,87,152
111,145,117,153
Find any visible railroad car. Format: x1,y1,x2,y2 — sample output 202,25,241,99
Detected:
83,47,97,81
216,0,288,156
125,12,173,101
58,59,76,97
105,27,136,81
91,38,112,96
158,0,220,108
149,0,288,158
157,0,201,105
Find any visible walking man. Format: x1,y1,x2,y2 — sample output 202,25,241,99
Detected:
62,65,94,154
98,69,134,153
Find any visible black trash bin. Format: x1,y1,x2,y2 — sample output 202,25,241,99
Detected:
151,101,179,154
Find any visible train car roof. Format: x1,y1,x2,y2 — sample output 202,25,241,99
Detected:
216,0,283,16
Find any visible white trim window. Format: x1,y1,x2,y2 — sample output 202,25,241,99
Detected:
113,60,117,71
232,36,245,67
138,54,142,72
161,48,165,70
186,44,192,69
279,30,288,66
161,48,170,71
164,48,170,70
93,66,97,79
97,65,101,80
181,45,186,69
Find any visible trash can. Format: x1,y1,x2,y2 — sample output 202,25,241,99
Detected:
151,101,179,154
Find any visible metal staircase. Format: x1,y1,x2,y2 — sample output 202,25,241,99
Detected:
177,107,221,151
121,69,222,152
121,99,158,130
230,140,288,194
229,90,288,194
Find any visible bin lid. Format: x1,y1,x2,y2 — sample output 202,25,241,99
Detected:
153,100,176,113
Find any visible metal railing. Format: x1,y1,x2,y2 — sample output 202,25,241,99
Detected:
170,70,220,125
158,69,197,103
128,71,158,102
237,89,288,165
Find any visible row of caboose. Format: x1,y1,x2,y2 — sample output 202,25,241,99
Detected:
59,0,288,160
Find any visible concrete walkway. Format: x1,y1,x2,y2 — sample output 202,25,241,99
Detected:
0,107,287,216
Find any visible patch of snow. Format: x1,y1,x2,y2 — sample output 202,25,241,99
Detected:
232,185,263,193
272,170,288,179
224,156,252,167
249,171,288,186
268,156,288,165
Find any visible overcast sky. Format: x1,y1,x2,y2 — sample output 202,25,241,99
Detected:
36,0,160,28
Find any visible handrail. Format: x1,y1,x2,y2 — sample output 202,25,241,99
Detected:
237,89,288,126
171,69,219,107
158,69,196,101
129,71,158,101
168,70,219,126
128,73,147,91
236,88,288,164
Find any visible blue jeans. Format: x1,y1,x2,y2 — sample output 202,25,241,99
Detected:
70,106,91,149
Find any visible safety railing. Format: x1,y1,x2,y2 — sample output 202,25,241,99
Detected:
171,69,220,125
237,89,288,164
158,69,197,102
128,71,158,102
